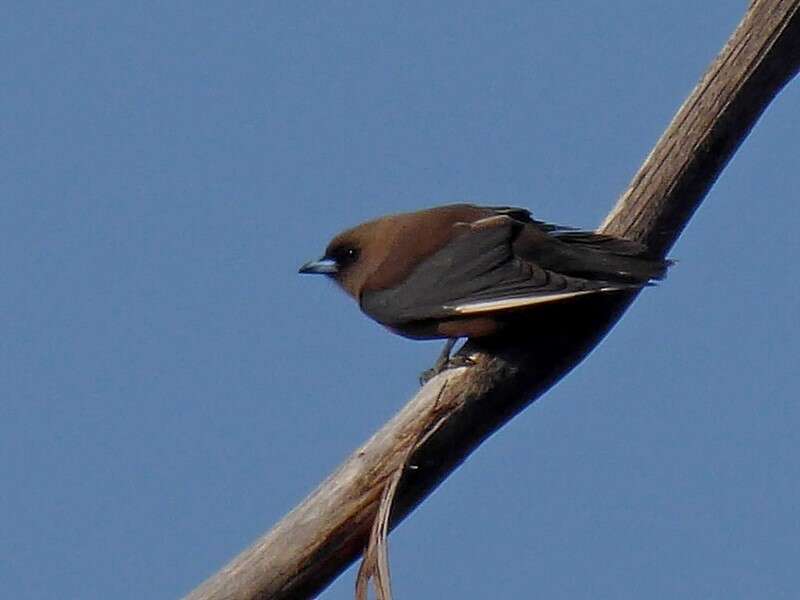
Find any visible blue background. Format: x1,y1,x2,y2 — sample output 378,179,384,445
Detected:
2,2,798,598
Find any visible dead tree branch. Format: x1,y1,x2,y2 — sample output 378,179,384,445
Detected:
185,2,800,599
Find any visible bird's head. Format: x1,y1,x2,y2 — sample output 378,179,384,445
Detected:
299,204,492,300
299,218,396,299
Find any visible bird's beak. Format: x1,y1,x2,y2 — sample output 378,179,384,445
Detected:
298,258,339,275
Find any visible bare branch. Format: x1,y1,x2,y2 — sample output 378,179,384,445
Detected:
185,2,800,599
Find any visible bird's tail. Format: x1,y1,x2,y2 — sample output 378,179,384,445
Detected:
551,231,672,284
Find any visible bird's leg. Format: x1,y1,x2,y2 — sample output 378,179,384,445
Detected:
432,338,457,372
419,338,474,385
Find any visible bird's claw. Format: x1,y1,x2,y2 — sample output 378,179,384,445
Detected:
419,339,474,385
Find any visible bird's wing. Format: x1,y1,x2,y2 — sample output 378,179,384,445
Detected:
483,205,579,232
361,216,638,327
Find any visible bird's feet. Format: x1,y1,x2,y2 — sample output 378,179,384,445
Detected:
418,339,475,385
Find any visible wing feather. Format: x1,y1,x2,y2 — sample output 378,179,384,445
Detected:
361,217,637,327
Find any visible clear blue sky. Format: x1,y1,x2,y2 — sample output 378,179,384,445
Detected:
2,2,798,599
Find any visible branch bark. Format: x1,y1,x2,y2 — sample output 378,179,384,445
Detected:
185,2,800,599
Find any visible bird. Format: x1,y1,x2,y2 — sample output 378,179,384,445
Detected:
300,204,670,374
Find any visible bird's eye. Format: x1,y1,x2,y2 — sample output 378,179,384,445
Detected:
330,245,360,267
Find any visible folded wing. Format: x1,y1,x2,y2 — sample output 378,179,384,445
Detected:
361,216,640,328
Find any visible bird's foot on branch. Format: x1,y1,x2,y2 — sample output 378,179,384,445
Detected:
419,338,474,385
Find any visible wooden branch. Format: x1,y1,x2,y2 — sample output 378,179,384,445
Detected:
185,2,800,599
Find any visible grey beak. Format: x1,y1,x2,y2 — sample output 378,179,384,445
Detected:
298,258,339,275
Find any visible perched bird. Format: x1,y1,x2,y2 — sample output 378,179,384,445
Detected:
299,204,669,342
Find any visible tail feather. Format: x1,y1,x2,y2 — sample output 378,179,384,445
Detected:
553,231,671,283
510,214,672,285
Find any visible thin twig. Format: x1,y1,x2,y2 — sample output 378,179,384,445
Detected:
355,380,452,600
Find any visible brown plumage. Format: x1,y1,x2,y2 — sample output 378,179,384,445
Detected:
299,204,670,340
